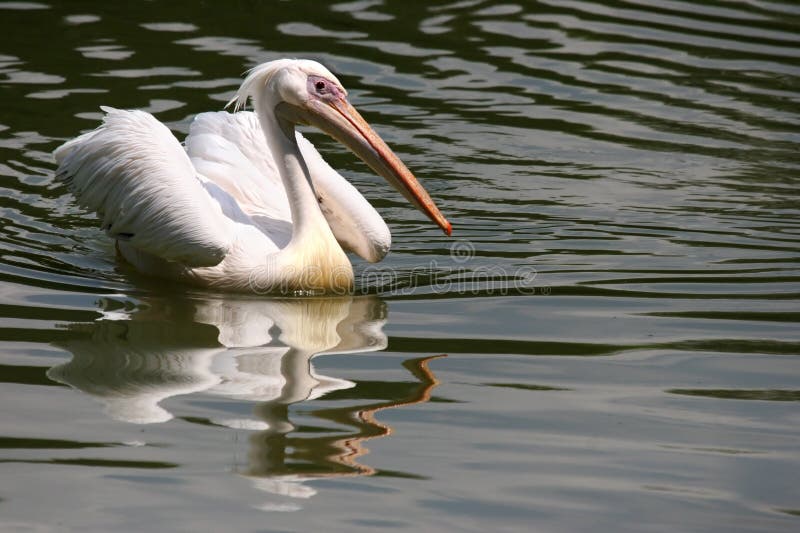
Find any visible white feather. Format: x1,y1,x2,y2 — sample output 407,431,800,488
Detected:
54,107,234,267
297,134,390,262
186,111,390,262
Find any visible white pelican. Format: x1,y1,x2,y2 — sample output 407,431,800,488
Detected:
54,59,451,294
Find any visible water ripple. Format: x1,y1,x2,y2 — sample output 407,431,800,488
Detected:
0,2,799,529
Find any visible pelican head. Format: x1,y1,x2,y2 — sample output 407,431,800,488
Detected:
231,59,452,236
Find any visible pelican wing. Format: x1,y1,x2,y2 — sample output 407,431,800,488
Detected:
54,107,233,267
186,111,291,220
186,110,390,262
297,133,391,263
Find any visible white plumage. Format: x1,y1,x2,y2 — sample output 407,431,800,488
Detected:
55,106,235,267
54,59,451,294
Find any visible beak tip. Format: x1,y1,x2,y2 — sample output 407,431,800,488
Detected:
442,220,452,236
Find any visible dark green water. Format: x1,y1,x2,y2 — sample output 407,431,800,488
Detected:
1,1,799,531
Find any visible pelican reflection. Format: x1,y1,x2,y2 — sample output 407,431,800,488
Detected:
48,295,443,509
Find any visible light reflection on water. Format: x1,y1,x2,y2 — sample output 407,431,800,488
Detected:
1,1,799,531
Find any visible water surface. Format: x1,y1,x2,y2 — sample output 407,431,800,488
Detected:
1,1,799,531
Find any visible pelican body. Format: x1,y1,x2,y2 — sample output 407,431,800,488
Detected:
54,59,451,294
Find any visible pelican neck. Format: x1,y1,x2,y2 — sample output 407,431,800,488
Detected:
254,104,334,245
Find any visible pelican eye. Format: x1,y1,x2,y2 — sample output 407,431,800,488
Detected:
308,74,340,99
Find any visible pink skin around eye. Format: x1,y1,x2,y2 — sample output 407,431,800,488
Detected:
307,75,344,101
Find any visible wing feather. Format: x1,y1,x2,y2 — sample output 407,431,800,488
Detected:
54,107,233,267
297,133,391,262
186,111,290,220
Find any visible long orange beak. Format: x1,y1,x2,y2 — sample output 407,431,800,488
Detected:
297,95,452,236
